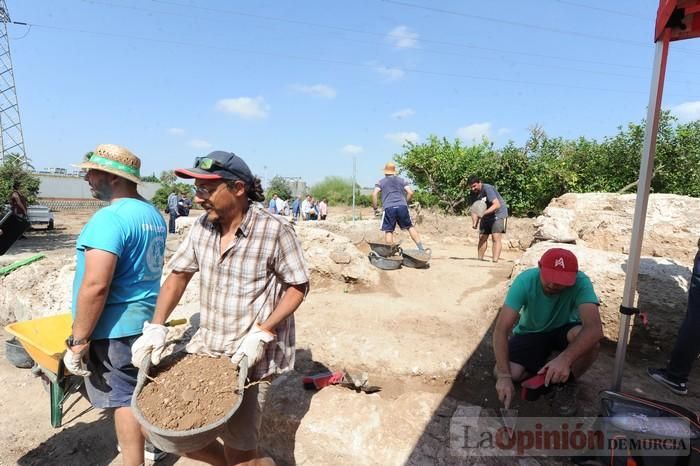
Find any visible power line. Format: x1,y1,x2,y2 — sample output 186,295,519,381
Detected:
553,0,649,20
379,0,650,47
380,0,700,56
66,0,700,80
15,20,699,100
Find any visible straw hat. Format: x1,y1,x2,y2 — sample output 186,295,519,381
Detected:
75,144,142,184
384,162,397,175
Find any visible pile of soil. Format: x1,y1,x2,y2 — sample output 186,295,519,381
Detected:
136,354,240,431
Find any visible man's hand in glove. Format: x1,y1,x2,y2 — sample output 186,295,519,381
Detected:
230,324,275,368
63,343,91,377
131,322,168,368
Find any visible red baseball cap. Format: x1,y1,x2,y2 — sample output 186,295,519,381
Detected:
538,248,578,287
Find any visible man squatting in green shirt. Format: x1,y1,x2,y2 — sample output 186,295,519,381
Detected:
492,248,604,416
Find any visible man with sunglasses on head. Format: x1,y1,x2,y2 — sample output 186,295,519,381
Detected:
131,150,309,466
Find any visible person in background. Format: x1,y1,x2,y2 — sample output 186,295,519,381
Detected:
167,190,179,234
131,150,309,466
268,194,278,215
177,194,191,217
10,181,28,219
275,195,286,216
301,195,311,221
468,175,508,263
648,244,700,395
9,180,29,238
291,196,301,222
492,248,602,416
372,162,425,250
319,198,328,221
63,144,167,465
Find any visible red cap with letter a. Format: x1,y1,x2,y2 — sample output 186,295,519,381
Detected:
538,248,578,287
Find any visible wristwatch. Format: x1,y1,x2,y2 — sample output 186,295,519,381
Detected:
65,335,90,347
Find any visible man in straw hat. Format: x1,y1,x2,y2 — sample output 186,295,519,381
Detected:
131,150,309,465
62,144,168,465
372,161,426,250
492,247,602,416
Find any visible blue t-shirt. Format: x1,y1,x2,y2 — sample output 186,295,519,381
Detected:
375,175,409,209
505,268,599,335
72,198,167,340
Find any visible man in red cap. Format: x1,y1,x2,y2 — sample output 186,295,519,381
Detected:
491,247,603,415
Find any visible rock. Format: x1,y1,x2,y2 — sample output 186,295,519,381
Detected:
260,376,445,465
533,207,577,243
329,251,352,264
296,224,380,287
536,193,700,263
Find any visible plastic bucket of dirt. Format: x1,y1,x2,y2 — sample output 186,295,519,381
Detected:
368,251,403,270
131,354,248,454
401,248,431,269
366,241,400,258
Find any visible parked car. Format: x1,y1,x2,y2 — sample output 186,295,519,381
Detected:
2,204,55,229
27,205,54,230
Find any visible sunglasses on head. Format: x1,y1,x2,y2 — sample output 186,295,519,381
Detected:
193,156,225,171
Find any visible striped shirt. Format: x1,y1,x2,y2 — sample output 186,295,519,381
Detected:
168,205,309,379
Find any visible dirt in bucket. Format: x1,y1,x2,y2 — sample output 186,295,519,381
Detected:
137,354,240,431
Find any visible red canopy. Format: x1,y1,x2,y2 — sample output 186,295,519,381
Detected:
656,0,700,41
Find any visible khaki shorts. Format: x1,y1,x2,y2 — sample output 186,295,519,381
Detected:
219,377,273,451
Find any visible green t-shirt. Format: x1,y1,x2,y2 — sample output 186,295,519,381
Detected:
505,268,599,335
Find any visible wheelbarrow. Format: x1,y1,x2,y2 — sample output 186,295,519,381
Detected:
4,313,82,428
5,313,188,428
132,355,248,454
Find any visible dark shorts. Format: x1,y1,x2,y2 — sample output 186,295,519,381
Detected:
480,216,506,235
84,335,140,409
508,323,580,374
381,205,413,232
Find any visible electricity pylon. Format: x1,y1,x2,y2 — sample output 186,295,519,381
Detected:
0,0,28,166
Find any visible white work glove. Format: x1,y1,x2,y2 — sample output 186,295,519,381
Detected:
63,346,91,377
131,322,168,369
230,324,275,369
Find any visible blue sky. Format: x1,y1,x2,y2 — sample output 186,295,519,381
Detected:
9,0,700,188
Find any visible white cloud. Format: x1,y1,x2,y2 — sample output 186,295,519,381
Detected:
457,122,492,142
189,139,212,149
370,62,405,81
391,108,415,119
216,97,269,119
670,101,700,122
291,84,336,99
341,144,364,154
168,127,185,136
384,132,419,145
387,25,419,49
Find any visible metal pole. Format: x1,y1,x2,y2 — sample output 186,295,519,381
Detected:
352,156,356,223
612,30,670,391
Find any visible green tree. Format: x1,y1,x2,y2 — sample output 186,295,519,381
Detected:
395,135,497,214
0,154,41,207
140,173,160,183
151,170,194,210
311,176,358,205
266,176,292,200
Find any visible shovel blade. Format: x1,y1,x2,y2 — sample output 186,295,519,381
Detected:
499,408,518,436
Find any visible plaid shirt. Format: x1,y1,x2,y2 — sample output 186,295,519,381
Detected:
168,205,309,379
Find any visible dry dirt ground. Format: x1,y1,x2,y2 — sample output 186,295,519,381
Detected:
1,207,699,465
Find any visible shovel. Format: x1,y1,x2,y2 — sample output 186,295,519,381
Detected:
499,408,518,438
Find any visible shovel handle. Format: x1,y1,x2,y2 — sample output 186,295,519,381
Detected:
165,318,187,327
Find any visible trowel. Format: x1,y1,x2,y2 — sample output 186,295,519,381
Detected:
499,408,518,438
